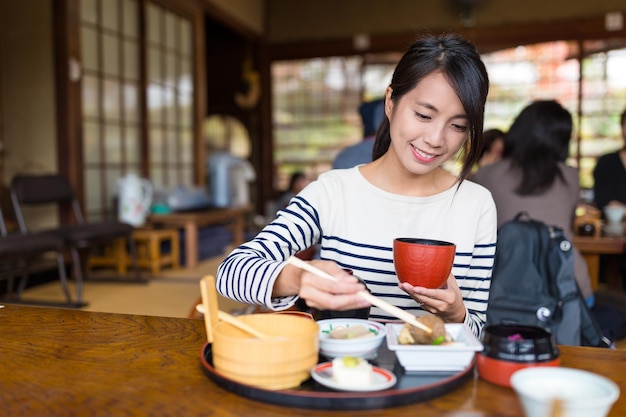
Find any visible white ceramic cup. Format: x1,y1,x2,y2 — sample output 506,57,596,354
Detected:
603,206,624,224
511,367,620,417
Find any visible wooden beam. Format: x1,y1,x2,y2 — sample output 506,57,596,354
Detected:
268,14,626,61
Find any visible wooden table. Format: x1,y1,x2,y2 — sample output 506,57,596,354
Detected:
1,305,625,417
574,235,625,290
148,205,252,268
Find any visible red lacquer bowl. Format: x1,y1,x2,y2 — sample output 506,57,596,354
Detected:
393,238,456,289
477,354,561,388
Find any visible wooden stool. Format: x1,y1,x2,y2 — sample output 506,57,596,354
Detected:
87,238,128,275
131,228,180,275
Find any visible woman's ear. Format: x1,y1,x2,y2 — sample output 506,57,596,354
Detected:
384,86,394,118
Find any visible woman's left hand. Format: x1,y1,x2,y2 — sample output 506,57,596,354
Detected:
398,272,466,323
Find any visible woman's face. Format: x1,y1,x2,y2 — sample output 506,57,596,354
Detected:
385,71,468,176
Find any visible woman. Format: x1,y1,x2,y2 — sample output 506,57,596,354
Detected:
217,33,497,338
593,108,626,291
472,100,594,305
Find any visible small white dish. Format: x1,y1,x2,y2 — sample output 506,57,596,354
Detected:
310,362,397,392
385,323,483,372
317,318,386,359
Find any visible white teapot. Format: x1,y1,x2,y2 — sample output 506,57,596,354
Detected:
118,173,153,226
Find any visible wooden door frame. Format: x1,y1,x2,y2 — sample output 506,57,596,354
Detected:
53,0,82,223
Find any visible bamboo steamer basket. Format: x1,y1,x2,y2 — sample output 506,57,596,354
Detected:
212,313,319,390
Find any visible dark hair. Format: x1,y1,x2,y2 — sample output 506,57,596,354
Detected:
372,33,489,183
621,108,626,127
359,98,385,137
504,100,573,196
287,171,305,191
480,128,505,159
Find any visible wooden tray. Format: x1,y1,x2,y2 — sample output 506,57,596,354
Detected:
200,341,474,410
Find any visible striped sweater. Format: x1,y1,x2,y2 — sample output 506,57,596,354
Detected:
217,167,497,337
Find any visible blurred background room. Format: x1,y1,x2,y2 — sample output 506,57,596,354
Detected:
1,1,626,345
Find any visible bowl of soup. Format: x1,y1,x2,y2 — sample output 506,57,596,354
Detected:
393,238,456,289
316,318,386,359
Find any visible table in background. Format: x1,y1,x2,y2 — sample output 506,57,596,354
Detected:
574,235,625,290
1,305,625,417
148,205,253,268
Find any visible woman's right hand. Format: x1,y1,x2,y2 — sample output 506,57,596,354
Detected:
278,260,371,311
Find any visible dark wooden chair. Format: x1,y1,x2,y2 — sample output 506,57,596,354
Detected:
0,206,74,304
10,174,139,305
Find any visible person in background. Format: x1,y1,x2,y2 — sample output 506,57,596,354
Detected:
477,128,505,168
592,107,626,293
276,171,310,209
217,33,496,338
592,107,626,217
472,100,595,307
332,98,385,169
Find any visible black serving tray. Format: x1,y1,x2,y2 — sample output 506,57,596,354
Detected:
200,341,474,410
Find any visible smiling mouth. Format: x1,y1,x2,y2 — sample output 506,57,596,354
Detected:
411,144,439,162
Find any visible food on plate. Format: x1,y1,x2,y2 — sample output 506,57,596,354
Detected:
328,324,375,339
397,313,449,345
332,356,373,387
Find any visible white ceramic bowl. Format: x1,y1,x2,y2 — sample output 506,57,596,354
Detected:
511,367,620,417
317,318,386,359
385,323,483,372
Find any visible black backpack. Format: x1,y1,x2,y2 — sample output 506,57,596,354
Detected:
486,212,611,347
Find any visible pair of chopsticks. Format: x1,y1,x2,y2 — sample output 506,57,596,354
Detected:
199,275,273,341
286,256,432,334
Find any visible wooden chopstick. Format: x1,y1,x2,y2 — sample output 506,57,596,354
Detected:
550,398,564,417
286,256,432,334
200,276,216,343
197,279,272,340
217,310,273,340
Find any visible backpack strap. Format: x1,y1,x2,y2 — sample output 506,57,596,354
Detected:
580,299,613,348
547,225,611,347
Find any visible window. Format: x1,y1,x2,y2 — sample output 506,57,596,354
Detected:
272,56,394,190
145,2,194,190
81,0,141,220
483,42,580,133
580,41,626,188
80,0,197,221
